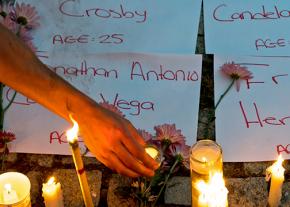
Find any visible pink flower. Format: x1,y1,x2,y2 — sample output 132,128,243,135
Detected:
168,144,190,169
138,129,153,143
0,15,16,32
220,62,253,92
13,3,40,29
99,101,125,117
0,1,14,18
18,27,37,52
0,131,16,148
154,124,185,146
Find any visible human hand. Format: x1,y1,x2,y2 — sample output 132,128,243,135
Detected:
73,103,159,177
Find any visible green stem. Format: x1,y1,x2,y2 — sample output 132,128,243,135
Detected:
1,143,7,171
4,90,17,113
0,83,4,131
203,79,235,138
214,79,235,110
152,159,179,207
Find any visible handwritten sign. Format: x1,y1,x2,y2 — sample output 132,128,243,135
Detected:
19,0,202,55
204,0,290,55
215,55,290,162
4,53,202,155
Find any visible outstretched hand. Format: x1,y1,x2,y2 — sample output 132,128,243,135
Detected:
74,103,159,177
0,23,158,178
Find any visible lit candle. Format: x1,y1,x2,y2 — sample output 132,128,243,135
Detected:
266,155,285,207
0,172,31,207
42,177,64,207
190,140,223,206
3,184,19,204
196,172,228,207
145,145,162,164
190,140,223,175
66,116,94,207
145,146,159,159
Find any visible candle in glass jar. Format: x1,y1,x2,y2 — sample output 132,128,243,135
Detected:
0,172,31,207
145,145,162,164
3,184,19,204
42,177,64,207
190,140,223,207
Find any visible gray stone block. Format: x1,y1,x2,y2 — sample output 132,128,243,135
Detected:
227,177,268,207
164,176,191,206
107,175,137,207
53,169,102,207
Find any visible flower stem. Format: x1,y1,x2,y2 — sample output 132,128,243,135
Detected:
1,143,7,171
214,79,235,110
4,90,17,113
152,158,179,207
203,79,235,139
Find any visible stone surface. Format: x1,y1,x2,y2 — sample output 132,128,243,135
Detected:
244,162,269,177
27,171,42,205
61,155,74,165
227,177,268,207
281,181,290,206
6,153,18,163
164,176,191,206
223,162,245,178
28,154,54,168
53,169,102,207
37,154,54,167
107,174,137,207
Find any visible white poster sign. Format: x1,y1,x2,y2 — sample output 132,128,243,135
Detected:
215,55,290,162
204,0,290,55
4,53,202,155
19,0,202,55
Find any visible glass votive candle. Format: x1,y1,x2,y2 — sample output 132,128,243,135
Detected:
0,172,31,207
190,140,223,207
145,145,162,165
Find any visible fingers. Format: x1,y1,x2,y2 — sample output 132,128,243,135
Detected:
98,151,140,178
122,122,159,171
116,143,155,177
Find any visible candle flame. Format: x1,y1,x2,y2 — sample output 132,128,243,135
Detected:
47,177,55,185
145,146,159,160
196,172,228,207
66,115,79,143
4,183,12,193
201,157,207,163
267,155,285,178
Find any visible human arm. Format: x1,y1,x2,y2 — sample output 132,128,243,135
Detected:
0,24,158,177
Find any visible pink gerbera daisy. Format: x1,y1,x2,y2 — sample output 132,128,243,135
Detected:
13,3,40,29
0,1,14,18
220,62,253,92
99,101,125,117
0,131,16,148
138,129,153,143
0,15,16,32
154,124,185,147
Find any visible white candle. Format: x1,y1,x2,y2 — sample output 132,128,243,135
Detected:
42,177,64,207
0,172,31,207
3,184,19,204
266,155,285,207
66,117,94,207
